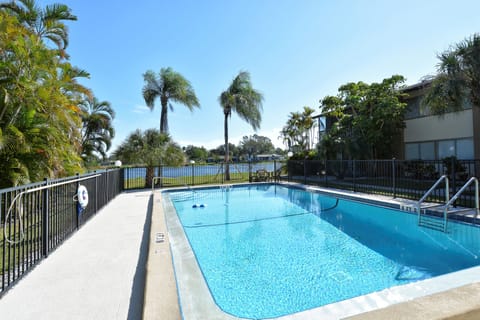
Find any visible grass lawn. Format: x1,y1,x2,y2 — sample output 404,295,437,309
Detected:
124,172,251,189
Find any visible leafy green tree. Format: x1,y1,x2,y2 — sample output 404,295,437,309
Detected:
112,129,184,187
80,96,115,163
142,67,200,134
320,75,407,159
423,33,480,114
184,145,208,162
210,143,240,160
219,71,263,180
0,0,77,54
239,134,275,159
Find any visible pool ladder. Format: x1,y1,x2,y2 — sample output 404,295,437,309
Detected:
416,175,480,232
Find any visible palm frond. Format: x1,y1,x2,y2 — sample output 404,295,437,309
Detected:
219,71,263,131
142,67,200,133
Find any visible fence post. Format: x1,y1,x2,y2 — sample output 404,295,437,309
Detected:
287,160,290,182
221,163,224,184
160,166,164,188
303,159,306,184
392,158,397,198
125,167,129,190
249,161,252,183
191,163,195,186
324,160,328,187
120,167,125,191
94,171,98,213
274,160,277,183
105,169,109,201
353,160,356,192
75,173,80,229
42,178,49,257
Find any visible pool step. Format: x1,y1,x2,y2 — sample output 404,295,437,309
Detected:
418,214,446,232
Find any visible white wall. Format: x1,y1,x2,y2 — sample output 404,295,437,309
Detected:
404,109,473,143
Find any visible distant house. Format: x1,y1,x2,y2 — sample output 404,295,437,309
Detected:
253,154,283,161
402,81,480,160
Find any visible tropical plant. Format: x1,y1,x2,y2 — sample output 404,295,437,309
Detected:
219,71,263,180
142,67,200,133
320,75,407,159
280,106,316,153
0,0,77,55
423,33,480,114
112,129,184,187
80,96,115,163
0,10,85,187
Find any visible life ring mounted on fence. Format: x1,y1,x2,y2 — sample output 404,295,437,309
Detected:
76,184,89,209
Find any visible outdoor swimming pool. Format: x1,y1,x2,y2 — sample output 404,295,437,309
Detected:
165,184,480,319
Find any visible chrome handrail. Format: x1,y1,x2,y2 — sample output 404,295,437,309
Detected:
417,175,449,217
443,177,479,232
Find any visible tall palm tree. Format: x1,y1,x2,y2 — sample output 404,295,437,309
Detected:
80,96,115,162
219,71,263,180
0,0,77,53
423,33,480,114
142,67,200,134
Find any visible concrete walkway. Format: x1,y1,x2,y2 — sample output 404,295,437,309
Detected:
0,190,152,320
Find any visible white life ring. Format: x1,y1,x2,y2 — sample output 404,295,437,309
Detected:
77,185,89,209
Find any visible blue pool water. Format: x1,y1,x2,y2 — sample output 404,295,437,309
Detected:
167,184,480,319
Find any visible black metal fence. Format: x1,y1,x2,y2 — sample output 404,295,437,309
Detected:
122,162,283,190
0,169,122,296
283,159,480,208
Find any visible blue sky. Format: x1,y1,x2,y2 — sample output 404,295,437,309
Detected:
39,0,480,151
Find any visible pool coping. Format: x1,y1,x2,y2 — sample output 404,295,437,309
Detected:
143,192,181,320
149,182,480,319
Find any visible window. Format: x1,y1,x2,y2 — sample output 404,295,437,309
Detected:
319,116,326,132
438,140,455,159
420,142,435,160
405,138,473,160
405,143,419,160
456,138,474,159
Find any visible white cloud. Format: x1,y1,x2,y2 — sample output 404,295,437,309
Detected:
132,105,150,114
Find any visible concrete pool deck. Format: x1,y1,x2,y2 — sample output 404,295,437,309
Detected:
0,190,176,320
1,184,480,319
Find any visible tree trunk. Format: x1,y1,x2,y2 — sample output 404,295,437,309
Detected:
145,166,155,188
224,113,230,180
160,96,168,133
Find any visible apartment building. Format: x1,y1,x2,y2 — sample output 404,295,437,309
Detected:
402,81,480,160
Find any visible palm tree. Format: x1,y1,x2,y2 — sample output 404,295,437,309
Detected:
0,0,77,53
142,67,200,134
423,33,480,114
112,129,184,187
219,71,263,180
0,11,84,186
80,96,115,162
280,107,315,154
